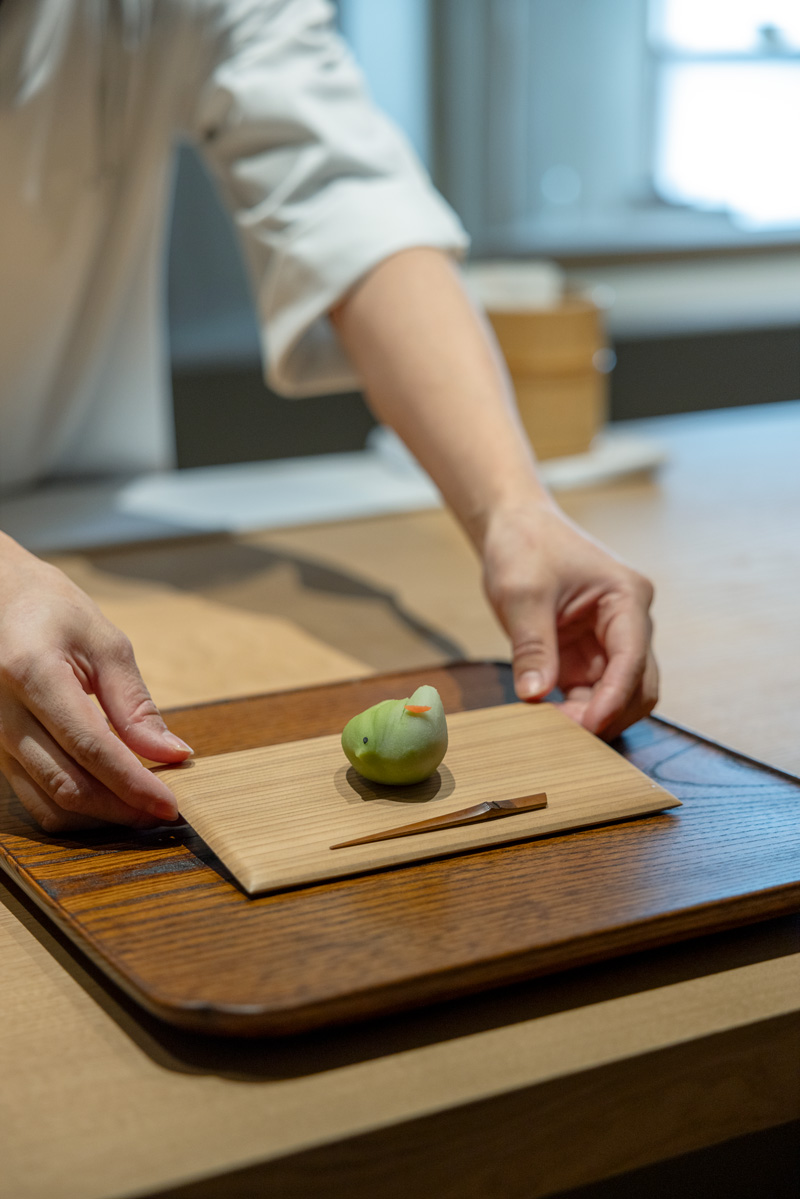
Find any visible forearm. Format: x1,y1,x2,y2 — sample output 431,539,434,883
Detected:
329,248,555,550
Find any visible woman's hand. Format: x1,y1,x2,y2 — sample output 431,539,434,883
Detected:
481,500,658,739
0,533,191,833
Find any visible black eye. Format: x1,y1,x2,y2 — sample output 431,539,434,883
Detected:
363,736,368,744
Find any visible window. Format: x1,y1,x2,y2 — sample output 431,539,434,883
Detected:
425,0,800,255
650,0,800,229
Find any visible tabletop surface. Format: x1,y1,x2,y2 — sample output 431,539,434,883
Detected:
1,401,799,1199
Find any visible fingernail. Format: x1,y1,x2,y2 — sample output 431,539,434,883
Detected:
152,797,180,822
164,733,193,755
517,670,544,699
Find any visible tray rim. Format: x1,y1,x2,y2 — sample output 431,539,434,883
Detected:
3,837,799,1038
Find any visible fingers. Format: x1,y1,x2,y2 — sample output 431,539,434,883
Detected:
90,629,193,764
497,586,561,702
2,656,182,826
580,596,658,738
0,749,163,835
599,647,659,742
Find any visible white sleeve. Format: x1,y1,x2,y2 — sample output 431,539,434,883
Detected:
189,0,470,397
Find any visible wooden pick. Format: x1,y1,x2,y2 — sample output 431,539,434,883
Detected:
330,791,548,850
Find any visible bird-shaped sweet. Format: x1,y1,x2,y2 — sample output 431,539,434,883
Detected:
341,684,448,785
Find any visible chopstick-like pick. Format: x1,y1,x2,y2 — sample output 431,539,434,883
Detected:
330,791,547,850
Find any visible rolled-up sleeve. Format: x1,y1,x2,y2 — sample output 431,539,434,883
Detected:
190,0,469,396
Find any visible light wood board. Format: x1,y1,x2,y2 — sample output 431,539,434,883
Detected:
161,703,680,894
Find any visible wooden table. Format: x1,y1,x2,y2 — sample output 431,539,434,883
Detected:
1,402,799,1198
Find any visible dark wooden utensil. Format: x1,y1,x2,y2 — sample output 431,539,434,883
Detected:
330,792,548,849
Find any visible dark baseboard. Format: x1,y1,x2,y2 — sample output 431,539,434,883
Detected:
171,363,377,469
552,1119,800,1199
610,325,800,422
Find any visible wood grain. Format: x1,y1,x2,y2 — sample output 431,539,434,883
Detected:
82,590,369,707
163,703,677,893
0,662,799,1036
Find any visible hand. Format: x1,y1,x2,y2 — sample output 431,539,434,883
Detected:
0,534,191,833
481,501,658,740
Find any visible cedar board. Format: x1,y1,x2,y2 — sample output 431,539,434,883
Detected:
162,704,678,894
1,662,799,1037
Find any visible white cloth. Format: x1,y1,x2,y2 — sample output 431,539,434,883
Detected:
0,0,468,493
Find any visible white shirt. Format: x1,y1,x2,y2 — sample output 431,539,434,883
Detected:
0,0,467,493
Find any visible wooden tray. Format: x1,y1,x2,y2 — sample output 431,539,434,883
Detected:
1,662,799,1037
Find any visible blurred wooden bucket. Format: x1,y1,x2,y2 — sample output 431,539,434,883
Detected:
487,297,609,461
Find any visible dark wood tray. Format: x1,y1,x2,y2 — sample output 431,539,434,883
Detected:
1,662,799,1036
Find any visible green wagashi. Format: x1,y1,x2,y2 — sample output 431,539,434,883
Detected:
341,684,448,785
